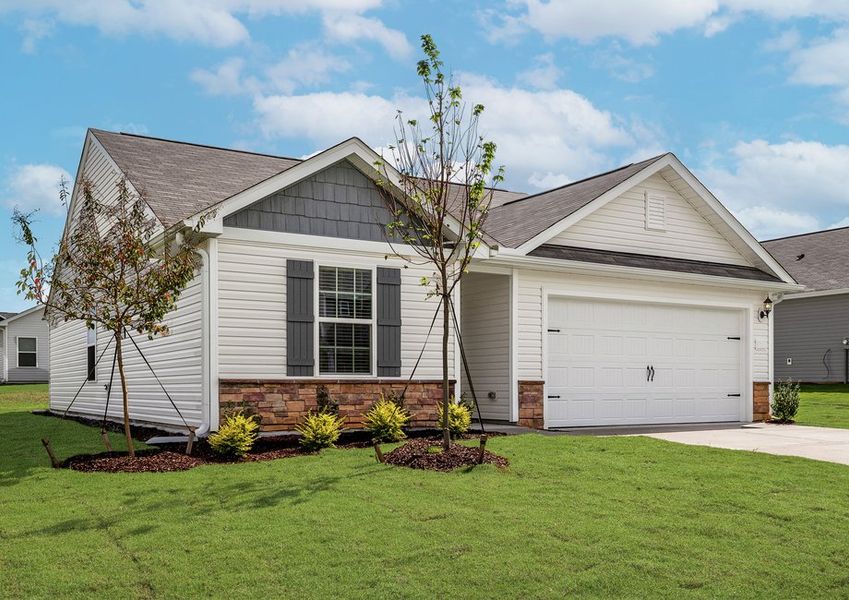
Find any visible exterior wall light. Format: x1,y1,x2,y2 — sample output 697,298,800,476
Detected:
758,296,774,321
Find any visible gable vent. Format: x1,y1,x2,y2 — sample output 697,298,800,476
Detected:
645,192,666,231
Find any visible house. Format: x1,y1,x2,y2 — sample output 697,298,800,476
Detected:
48,129,800,433
1,306,49,383
762,227,849,383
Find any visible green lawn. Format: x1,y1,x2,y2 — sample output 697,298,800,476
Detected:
4,384,849,598
796,384,849,429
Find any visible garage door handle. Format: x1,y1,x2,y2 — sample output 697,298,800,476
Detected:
646,366,651,382
727,393,741,397
547,395,560,399
649,365,655,382
547,328,560,333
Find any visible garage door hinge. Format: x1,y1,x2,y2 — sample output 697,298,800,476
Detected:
727,336,741,340
727,393,741,397
547,395,561,399
547,328,560,333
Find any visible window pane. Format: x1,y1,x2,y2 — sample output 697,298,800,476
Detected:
354,349,370,374
337,294,355,318
356,270,371,294
87,346,96,380
319,348,335,373
18,337,36,352
18,352,36,367
318,267,336,291
337,268,355,292
355,295,371,319
318,293,337,318
335,348,353,373
319,323,335,346
86,328,96,346
353,324,370,348
335,323,353,347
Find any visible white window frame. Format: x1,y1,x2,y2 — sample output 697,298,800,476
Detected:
86,326,97,382
16,336,37,368
314,263,376,377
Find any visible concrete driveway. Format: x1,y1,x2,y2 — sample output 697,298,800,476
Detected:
645,423,849,466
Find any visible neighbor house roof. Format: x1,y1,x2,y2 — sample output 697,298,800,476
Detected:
530,245,781,282
761,226,849,291
91,129,302,228
0,311,18,321
483,154,668,248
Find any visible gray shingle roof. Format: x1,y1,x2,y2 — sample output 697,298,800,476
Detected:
761,227,849,291
530,245,780,282
91,130,301,228
0,311,18,321
484,154,668,248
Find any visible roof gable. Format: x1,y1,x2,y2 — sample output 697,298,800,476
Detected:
91,129,301,228
762,227,849,291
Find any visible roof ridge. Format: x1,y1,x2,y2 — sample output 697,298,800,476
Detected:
761,224,849,243
495,153,668,209
89,128,304,163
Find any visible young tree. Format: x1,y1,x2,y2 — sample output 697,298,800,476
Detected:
14,178,209,458
375,35,504,450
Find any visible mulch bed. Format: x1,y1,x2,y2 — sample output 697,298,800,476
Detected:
66,450,203,473
383,438,509,472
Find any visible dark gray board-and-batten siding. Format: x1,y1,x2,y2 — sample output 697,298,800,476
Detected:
773,293,849,383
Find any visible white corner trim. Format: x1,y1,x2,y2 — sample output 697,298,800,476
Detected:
510,267,519,423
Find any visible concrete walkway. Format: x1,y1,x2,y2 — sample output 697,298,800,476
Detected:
645,423,849,466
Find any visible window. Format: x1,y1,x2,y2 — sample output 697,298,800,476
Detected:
17,337,37,368
86,327,96,381
318,266,372,374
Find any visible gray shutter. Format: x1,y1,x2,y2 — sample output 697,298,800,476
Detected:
286,259,314,376
376,267,402,377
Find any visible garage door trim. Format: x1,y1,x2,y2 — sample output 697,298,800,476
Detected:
541,288,753,429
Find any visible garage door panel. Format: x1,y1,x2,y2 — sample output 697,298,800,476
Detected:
546,297,744,428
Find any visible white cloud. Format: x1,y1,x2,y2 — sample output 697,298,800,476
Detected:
486,0,849,46
254,74,636,190
788,28,849,87
0,0,392,48
192,58,256,96
19,17,52,53
517,53,562,90
2,164,72,217
701,139,849,238
322,12,411,60
762,28,801,52
593,45,655,82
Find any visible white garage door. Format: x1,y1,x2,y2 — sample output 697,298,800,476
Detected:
546,297,744,427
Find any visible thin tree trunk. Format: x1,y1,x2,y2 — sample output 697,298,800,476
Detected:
114,331,135,459
442,289,451,450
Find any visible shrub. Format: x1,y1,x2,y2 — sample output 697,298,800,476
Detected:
296,411,345,451
438,399,472,436
772,380,800,422
364,396,411,442
208,411,259,458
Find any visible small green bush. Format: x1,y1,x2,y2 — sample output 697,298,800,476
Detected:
296,411,345,451
772,380,800,422
208,411,259,458
364,396,411,442
438,399,472,436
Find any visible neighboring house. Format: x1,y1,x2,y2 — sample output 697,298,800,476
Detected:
48,129,800,433
762,227,849,383
1,306,49,383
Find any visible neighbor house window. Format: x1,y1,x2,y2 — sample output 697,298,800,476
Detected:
318,266,372,374
17,337,37,368
86,327,96,381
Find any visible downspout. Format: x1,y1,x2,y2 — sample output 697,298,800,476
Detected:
193,244,215,437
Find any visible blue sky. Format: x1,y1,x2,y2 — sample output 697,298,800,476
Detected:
2,0,849,311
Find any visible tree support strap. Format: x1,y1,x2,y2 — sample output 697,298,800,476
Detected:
448,296,486,435
61,335,115,419
122,328,193,433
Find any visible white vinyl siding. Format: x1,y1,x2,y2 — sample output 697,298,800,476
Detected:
49,272,205,428
217,230,453,380
515,266,770,384
460,273,510,421
550,173,750,266
4,309,49,383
